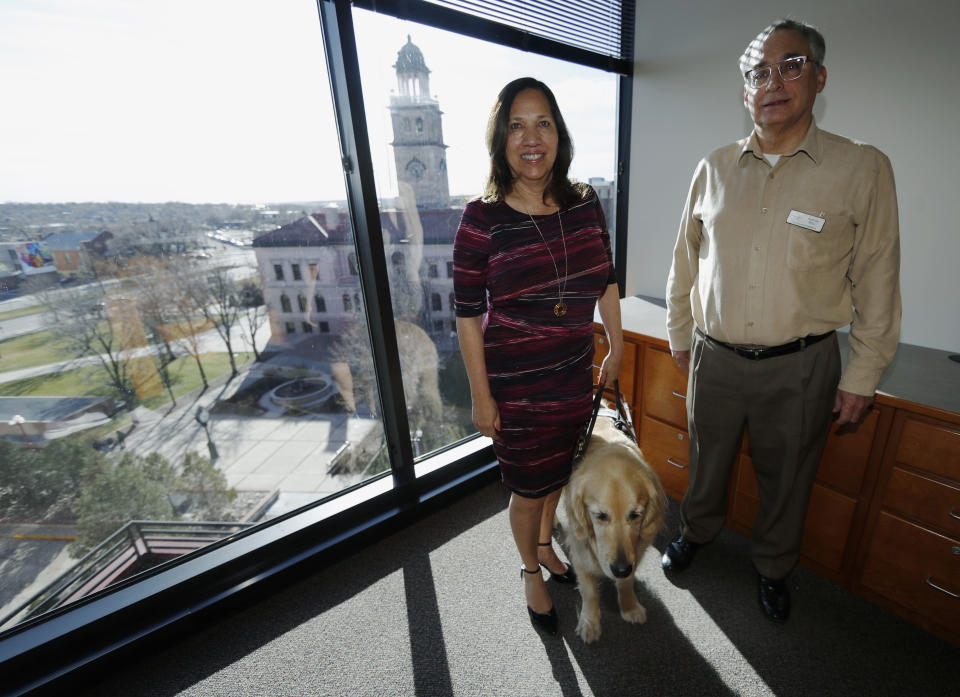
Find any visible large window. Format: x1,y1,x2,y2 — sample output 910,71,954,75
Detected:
350,7,621,461
0,0,633,686
0,0,392,633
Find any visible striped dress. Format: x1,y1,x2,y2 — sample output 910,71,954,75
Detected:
453,188,616,497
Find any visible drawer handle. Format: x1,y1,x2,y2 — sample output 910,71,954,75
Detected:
950,508,960,521
925,576,960,599
667,457,688,470
672,391,687,400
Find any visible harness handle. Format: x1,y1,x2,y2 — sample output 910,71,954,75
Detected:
572,379,635,465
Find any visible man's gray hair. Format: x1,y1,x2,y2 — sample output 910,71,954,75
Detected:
738,19,826,75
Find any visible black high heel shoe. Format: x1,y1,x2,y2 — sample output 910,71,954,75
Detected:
522,566,558,635
538,541,577,585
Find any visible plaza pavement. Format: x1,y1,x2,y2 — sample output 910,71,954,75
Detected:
123,368,382,501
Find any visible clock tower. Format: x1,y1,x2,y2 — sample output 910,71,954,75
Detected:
389,36,450,209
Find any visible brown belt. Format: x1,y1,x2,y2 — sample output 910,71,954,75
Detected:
705,330,835,360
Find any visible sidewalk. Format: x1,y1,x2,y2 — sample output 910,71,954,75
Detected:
121,366,382,499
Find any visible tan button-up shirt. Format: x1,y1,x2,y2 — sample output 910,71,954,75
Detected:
666,124,901,396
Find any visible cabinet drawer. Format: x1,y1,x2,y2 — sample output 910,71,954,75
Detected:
594,334,637,406
642,345,688,429
639,415,689,499
895,417,960,482
883,466,960,538
816,407,881,496
861,511,960,633
731,477,857,573
739,409,880,497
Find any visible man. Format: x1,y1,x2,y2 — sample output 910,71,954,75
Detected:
662,19,901,622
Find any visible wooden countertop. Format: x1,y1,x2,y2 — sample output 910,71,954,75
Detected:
596,296,960,418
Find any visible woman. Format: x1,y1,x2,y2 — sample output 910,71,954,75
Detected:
453,77,623,635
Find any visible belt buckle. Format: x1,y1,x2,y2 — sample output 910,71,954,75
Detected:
751,347,761,360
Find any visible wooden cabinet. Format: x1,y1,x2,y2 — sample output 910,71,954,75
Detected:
729,407,890,583
637,343,691,500
594,321,960,646
639,414,690,500
855,409,960,645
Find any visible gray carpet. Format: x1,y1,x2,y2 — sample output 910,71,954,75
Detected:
77,482,956,697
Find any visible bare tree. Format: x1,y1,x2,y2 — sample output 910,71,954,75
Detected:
121,255,178,363
117,255,181,405
44,288,137,407
194,267,242,378
162,265,211,391
238,299,267,362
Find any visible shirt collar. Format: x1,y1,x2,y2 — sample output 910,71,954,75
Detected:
739,121,822,165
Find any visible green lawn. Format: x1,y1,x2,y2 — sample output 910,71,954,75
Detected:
0,352,253,409
0,320,133,372
0,330,73,371
0,304,47,321
141,352,253,409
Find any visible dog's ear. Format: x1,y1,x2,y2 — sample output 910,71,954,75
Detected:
638,467,667,542
566,479,593,540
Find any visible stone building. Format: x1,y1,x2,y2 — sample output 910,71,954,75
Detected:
253,37,460,357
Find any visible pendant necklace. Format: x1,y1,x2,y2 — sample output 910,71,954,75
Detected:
528,209,568,317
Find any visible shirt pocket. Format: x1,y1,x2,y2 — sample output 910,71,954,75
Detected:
785,208,854,272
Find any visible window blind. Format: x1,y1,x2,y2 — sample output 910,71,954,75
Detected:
425,0,634,63
351,0,635,74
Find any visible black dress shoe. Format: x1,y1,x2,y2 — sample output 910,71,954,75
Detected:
758,574,790,623
526,605,559,635
537,541,577,584
522,567,559,635
541,562,577,584
661,536,701,572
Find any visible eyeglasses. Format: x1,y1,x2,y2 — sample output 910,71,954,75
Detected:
744,56,814,89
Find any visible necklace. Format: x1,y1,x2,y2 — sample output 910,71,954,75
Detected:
528,210,568,317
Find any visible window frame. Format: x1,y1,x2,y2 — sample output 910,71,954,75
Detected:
0,1,634,691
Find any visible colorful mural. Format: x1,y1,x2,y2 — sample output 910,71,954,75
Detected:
17,242,55,275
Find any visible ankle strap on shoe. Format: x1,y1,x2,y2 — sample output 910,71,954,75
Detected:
537,541,552,546
521,566,541,575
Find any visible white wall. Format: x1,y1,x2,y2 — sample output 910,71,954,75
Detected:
627,0,960,352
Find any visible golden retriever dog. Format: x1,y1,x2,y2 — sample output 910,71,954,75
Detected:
562,412,666,643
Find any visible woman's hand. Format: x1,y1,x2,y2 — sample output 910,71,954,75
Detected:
472,392,501,438
598,350,621,387
596,283,624,388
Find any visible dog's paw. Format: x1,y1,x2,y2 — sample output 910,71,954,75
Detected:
575,612,603,643
621,602,647,625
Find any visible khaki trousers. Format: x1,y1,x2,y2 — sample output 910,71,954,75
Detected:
680,329,841,579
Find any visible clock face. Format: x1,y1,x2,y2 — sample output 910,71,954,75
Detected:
406,157,426,180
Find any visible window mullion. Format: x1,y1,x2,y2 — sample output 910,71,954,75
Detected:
613,73,632,295
317,0,416,487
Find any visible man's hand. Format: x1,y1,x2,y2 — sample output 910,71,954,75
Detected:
671,349,690,373
833,389,874,425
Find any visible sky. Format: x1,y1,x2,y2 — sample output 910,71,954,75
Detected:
0,0,619,205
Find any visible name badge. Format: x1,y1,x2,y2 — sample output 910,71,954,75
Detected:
786,209,826,233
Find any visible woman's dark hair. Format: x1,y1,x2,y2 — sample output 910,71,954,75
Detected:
483,77,586,208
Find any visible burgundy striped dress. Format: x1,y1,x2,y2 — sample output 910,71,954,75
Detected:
453,188,616,497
